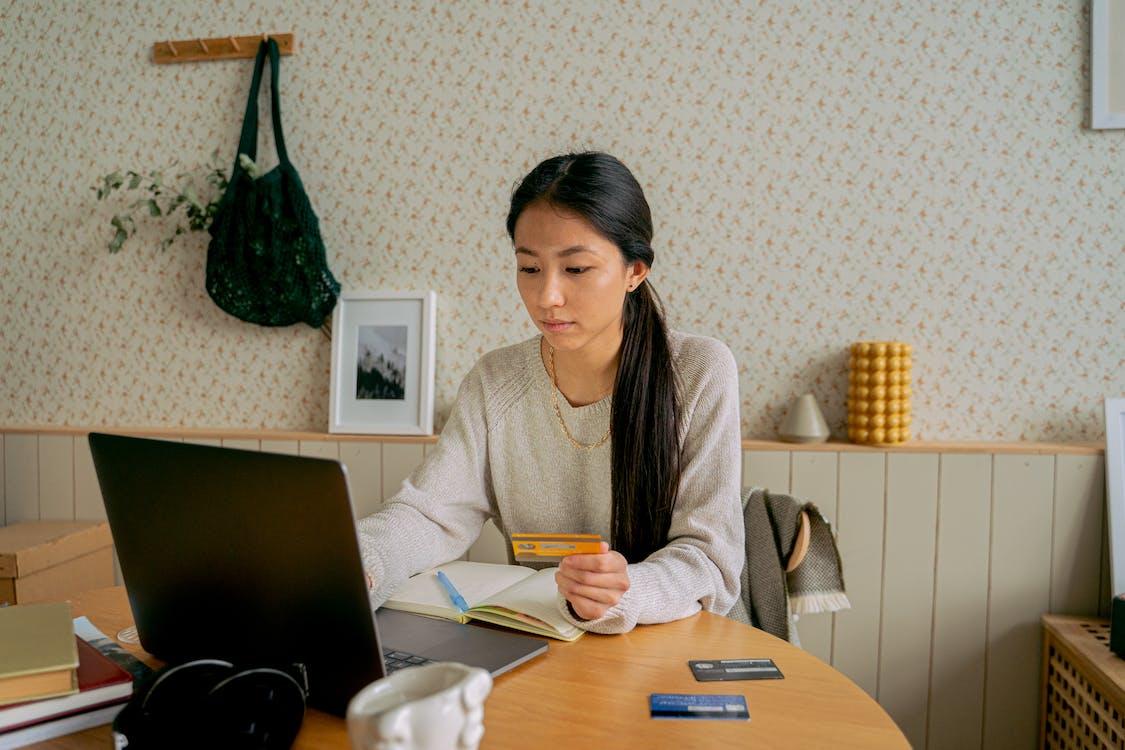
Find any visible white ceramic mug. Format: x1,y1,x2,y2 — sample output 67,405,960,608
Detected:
346,662,493,750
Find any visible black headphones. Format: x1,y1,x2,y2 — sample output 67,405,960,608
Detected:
111,659,307,749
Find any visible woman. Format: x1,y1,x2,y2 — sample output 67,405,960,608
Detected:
358,152,743,633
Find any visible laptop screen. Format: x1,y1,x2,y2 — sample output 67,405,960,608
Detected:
88,432,382,715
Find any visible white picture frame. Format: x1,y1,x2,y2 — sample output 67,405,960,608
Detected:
329,290,437,435
1092,0,1125,129
1105,398,1125,596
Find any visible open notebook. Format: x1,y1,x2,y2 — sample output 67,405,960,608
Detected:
382,561,583,642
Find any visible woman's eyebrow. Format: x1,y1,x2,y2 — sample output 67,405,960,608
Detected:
514,245,595,257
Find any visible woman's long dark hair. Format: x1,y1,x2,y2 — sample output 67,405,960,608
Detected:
506,152,682,563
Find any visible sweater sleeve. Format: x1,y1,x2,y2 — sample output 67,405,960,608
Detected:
356,361,495,606
558,338,745,634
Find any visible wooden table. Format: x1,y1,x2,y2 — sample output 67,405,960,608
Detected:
34,587,907,749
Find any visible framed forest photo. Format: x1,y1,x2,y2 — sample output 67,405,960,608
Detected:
1092,0,1125,128
329,290,437,435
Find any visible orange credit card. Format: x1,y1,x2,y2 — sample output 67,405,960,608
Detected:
510,533,603,562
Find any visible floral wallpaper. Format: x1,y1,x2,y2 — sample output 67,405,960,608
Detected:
1,0,1122,441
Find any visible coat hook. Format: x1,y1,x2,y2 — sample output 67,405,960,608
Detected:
153,32,292,64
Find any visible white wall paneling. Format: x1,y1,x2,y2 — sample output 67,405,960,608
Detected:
833,452,886,699
4,434,39,523
927,454,991,750
982,455,1055,750
878,453,940,748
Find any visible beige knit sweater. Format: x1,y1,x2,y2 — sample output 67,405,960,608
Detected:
356,329,744,634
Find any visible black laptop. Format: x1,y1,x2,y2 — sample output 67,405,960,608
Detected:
87,432,547,716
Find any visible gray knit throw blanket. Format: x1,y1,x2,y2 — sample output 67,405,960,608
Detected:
736,487,851,643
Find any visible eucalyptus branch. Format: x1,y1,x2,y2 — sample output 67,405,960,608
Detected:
92,149,240,253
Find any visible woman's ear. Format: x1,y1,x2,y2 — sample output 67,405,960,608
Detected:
626,261,649,290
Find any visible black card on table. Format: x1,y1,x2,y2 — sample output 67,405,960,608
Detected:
689,658,784,681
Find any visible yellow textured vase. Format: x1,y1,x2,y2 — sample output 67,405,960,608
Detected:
846,341,913,445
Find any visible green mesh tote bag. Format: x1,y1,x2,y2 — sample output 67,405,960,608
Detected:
206,38,340,328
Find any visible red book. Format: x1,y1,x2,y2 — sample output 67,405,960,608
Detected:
0,637,133,733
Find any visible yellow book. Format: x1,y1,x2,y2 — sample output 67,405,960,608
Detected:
382,561,584,642
0,602,79,706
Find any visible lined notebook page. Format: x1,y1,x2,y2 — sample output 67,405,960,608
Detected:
478,568,577,634
385,561,535,614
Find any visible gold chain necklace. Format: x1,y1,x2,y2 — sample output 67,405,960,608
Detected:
547,343,612,450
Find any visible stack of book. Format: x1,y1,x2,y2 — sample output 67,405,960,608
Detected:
0,602,133,748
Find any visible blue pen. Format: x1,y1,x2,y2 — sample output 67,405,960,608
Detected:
435,570,469,612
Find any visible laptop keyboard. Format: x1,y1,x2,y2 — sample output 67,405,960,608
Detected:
382,648,432,673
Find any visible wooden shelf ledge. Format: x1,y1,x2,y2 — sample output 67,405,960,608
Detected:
0,425,1104,455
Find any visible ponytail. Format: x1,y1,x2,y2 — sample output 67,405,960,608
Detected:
611,281,682,562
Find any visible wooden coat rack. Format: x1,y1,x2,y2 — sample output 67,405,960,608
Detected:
152,33,296,64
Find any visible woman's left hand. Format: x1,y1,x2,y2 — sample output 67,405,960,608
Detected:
555,541,630,620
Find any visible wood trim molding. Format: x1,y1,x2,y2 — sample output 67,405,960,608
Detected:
0,425,1104,455
743,439,1103,455
0,425,434,445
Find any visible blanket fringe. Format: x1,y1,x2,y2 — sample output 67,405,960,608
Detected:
790,591,851,615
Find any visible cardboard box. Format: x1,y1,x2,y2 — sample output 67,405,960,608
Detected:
0,521,115,606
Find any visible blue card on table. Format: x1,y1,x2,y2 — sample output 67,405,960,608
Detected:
649,693,750,720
